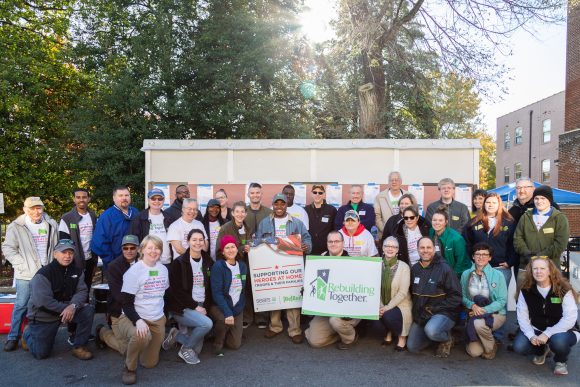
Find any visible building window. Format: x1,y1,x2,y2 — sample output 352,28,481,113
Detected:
542,119,551,143
504,131,511,150
541,159,550,183
515,127,523,145
504,166,510,183
514,163,523,180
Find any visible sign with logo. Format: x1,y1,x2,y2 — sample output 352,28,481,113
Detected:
302,255,381,320
249,243,304,312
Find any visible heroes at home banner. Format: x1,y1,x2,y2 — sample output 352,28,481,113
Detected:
302,255,381,320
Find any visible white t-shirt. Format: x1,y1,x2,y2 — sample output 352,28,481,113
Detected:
190,257,205,303
487,217,497,234
148,213,171,264
167,218,207,257
25,216,49,266
287,204,309,230
238,225,247,244
339,229,378,257
58,213,93,259
209,221,221,261
406,227,423,266
388,191,402,215
533,209,551,230
227,261,243,306
274,215,289,238
121,260,169,321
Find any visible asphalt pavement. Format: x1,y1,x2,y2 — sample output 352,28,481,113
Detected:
1,312,578,386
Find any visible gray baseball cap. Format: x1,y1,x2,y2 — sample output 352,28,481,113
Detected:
121,235,139,246
272,193,288,204
54,239,76,253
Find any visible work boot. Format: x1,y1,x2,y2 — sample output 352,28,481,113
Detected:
122,366,137,385
435,336,454,358
3,340,18,352
72,346,93,360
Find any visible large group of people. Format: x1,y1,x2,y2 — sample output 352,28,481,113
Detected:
1,174,578,384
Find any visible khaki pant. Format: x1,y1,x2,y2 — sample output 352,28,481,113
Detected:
305,316,360,348
117,315,166,371
466,314,506,357
269,308,302,337
209,306,243,350
99,316,127,355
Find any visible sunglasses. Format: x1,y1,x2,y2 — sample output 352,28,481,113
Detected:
123,246,137,251
58,239,75,246
312,191,324,195
403,216,416,221
150,197,164,201
531,255,549,260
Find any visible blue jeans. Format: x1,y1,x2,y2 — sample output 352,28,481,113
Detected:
8,279,31,340
407,314,455,353
513,330,578,363
24,305,95,359
172,309,213,353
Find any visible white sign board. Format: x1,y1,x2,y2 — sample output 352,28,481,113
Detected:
302,255,382,320
407,185,424,215
196,184,213,216
456,186,473,212
326,184,342,209
249,243,304,312
364,183,380,205
292,183,307,207
153,184,170,209
0,193,4,214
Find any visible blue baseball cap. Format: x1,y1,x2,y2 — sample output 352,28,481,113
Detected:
147,188,165,199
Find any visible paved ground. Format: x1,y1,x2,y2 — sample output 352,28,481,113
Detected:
1,312,578,386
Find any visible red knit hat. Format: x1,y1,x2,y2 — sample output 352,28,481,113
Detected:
220,235,238,251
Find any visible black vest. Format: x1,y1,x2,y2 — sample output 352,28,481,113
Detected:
521,286,563,331
59,208,97,268
38,260,83,310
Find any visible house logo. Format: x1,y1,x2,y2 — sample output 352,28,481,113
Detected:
309,269,330,301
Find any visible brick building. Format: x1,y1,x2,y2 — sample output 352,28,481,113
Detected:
560,1,580,236
496,92,564,188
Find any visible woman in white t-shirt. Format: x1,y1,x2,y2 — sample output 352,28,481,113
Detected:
164,229,214,365
119,235,169,385
393,206,429,267
209,236,247,357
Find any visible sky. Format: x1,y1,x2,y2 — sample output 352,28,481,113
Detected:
299,1,567,138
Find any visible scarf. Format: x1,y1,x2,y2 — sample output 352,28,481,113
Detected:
381,255,398,305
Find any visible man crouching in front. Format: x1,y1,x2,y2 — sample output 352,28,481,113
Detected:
24,239,95,360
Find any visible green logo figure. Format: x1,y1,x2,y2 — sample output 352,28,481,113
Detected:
310,269,330,301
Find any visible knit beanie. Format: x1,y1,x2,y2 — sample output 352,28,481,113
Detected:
532,185,554,206
220,235,238,251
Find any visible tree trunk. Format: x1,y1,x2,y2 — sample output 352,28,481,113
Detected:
358,83,381,137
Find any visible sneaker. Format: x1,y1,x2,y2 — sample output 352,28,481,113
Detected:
214,347,224,357
95,324,106,350
264,329,280,339
243,322,250,329
67,334,75,346
337,334,358,350
122,366,137,385
481,342,498,360
435,336,454,358
162,327,179,350
257,322,267,329
3,340,18,352
72,346,94,360
554,362,568,376
532,345,551,365
178,346,200,365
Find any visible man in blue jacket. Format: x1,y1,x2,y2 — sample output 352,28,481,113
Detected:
334,185,375,232
91,186,138,269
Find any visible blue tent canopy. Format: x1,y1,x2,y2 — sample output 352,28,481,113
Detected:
488,182,580,206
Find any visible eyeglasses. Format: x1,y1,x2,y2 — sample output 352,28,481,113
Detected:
312,191,324,195
150,197,164,201
384,245,398,249
473,252,490,258
123,246,137,251
403,216,416,221
516,186,534,190
328,240,342,244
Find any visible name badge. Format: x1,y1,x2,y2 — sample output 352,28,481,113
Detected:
543,227,554,234
321,216,329,223
355,240,364,246
550,297,562,304
452,215,460,221
414,277,420,284
435,246,440,252
149,270,158,276
70,223,77,229
241,275,247,280
359,211,366,216
474,224,483,230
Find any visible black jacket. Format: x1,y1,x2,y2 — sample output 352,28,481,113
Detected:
508,198,534,272
28,260,87,323
379,213,403,247
305,201,337,255
166,250,214,314
410,255,462,325
105,254,136,318
59,207,97,269
129,208,172,242
202,213,227,259
393,216,430,263
463,217,517,267
521,286,563,331
165,199,202,226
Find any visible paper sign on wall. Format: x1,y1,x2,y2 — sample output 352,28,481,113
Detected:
364,183,380,204
153,184,170,209
456,186,473,212
326,184,342,209
408,184,424,215
196,184,214,216
292,183,307,207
